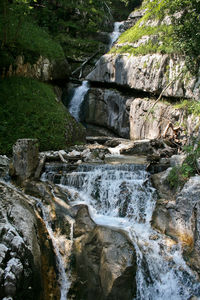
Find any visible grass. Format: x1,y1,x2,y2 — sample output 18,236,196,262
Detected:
0,77,84,155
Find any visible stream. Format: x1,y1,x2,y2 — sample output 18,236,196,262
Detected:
59,17,200,300
42,160,200,300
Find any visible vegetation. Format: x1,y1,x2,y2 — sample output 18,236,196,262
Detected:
0,77,74,154
175,100,200,117
111,0,200,72
167,140,200,190
0,0,138,154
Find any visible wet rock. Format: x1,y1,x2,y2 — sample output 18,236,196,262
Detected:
152,174,200,275
73,225,137,300
0,155,10,179
0,181,60,299
120,139,153,155
85,88,130,138
12,139,39,183
0,182,41,299
73,205,96,237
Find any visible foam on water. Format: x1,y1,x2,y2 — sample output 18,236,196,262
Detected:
68,80,89,121
42,163,200,299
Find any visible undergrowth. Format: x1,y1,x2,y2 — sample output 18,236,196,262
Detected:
0,77,73,154
167,140,200,190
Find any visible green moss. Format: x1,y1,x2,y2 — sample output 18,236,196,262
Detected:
0,77,84,155
110,20,175,56
174,100,200,117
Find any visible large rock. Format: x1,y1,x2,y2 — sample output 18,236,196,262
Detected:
12,139,39,183
129,98,182,140
85,88,130,138
72,206,137,300
84,88,199,141
0,180,62,300
0,155,10,179
87,53,200,100
152,173,200,276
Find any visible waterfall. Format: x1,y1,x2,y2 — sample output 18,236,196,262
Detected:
35,200,73,300
68,80,89,121
109,21,124,48
42,162,200,299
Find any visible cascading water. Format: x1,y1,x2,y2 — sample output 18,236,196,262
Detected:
36,199,73,300
109,21,124,48
68,80,89,121
42,162,200,299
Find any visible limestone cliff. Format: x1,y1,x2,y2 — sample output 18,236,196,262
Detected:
85,5,200,141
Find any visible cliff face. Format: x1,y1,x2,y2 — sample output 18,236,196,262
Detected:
84,5,200,141
87,53,200,101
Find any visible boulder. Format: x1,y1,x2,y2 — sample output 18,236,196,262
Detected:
0,180,64,300
73,205,96,237
73,225,137,300
120,139,153,155
170,154,186,167
12,139,39,183
71,205,137,300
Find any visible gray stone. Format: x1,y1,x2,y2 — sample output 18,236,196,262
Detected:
129,98,182,140
0,155,10,179
152,174,200,274
73,205,96,237
0,181,41,299
85,88,130,138
8,55,70,82
170,154,186,167
87,53,200,101
74,225,137,300
12,139,39,183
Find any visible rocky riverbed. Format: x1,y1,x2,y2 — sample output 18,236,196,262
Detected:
1,138,200,299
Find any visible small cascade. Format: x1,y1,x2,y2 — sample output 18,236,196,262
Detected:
109,21,124,48
42,162,200,299
68,80,89,121
36,199,73,300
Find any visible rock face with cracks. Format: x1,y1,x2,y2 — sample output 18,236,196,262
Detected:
0,180,61,300
0,181,41,299
152,172,200,277
87,53,200,100
71,205,137,300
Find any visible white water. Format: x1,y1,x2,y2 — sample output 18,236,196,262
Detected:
36,201,72,300
109,21,124,48
42,162,200,299
68,80,89,121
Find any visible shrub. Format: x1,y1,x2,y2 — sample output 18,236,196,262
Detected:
167,140,200,189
